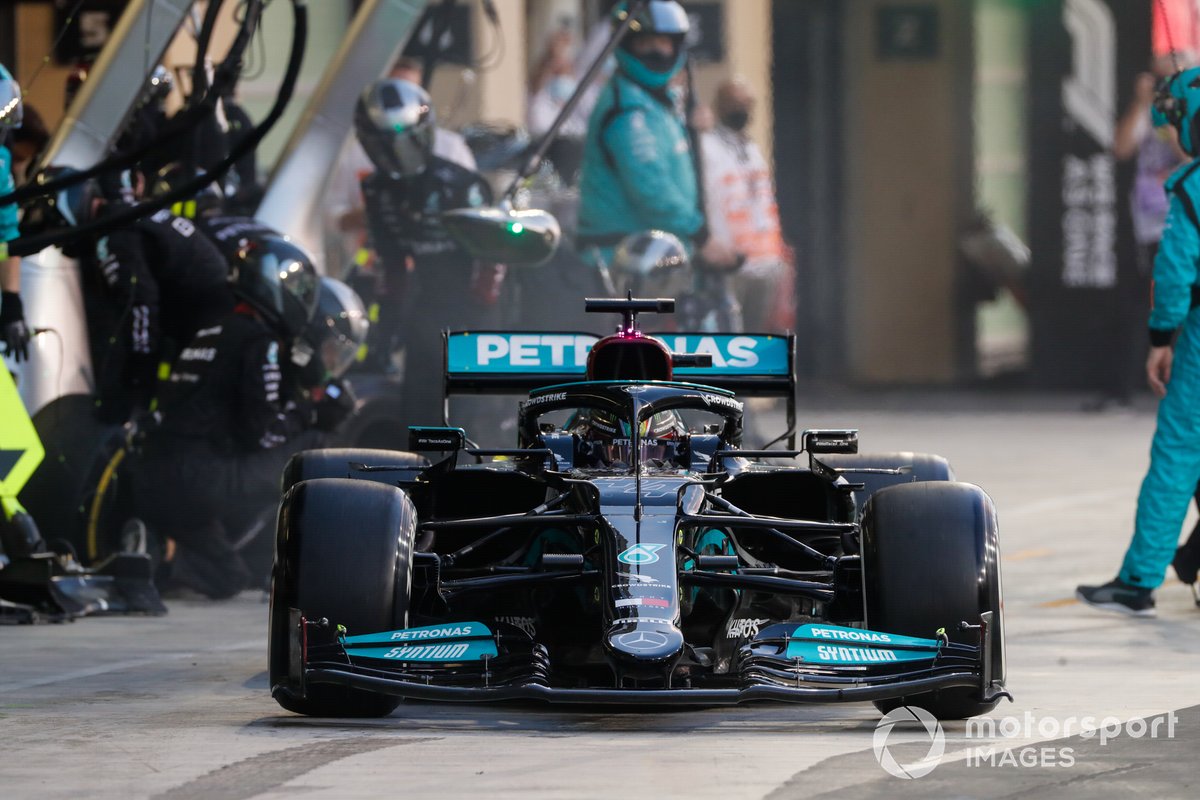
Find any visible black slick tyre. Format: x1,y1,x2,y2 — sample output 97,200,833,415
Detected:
269,478,417,717
280,448,428,493
861,481,1005,720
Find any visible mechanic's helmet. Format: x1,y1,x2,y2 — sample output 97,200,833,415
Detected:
354,79,436,178
587,333,674,382
19,168,98,234
153,162,225,219
613,0,691,90
230,234,320,341
0,63,23,130
611,230,690,296
140,65,173,110
1153,66,1200,155
291,277,369,386
576,408,682,467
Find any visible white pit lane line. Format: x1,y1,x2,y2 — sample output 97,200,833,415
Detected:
0,639,261,694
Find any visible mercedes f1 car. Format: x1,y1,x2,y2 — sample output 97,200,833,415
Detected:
269,298,1008,720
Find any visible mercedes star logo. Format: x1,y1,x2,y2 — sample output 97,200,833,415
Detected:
616,631,670,651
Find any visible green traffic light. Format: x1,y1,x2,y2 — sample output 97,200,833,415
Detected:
509,222,525,235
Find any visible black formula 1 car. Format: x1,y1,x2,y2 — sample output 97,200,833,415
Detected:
268,298,1008,720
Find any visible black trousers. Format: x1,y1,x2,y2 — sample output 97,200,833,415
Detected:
131,431,324,598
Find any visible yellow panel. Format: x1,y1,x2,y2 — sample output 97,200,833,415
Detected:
0,366,45,498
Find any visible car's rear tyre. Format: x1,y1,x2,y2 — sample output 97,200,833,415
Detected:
280,448,428,494
861,481,1005,720
820,452,953,520
269,478,417,717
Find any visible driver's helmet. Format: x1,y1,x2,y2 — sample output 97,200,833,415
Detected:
0,63,23,130
571,407,683,467
291,277,369,387
354,79,436,178
575,311,685,466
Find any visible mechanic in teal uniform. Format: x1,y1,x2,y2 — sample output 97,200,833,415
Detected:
1078,65,1200,617
0,63,30,362
576,1,709,269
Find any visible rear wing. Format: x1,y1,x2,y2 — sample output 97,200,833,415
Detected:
442,331,797,446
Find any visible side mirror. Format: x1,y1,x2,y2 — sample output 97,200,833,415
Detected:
408,426,466,452
441,206,561,267
802,429,859,455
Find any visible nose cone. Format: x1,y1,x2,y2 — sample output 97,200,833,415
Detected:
606,624,685,663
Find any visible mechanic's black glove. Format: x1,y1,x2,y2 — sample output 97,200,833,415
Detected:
312,379,357,432
0,291,31,362
126,350,160,389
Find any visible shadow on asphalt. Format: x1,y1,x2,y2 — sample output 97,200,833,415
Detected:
246,698,886,735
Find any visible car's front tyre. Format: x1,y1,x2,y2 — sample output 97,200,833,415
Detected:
861,481,1005,720
269,478,417,717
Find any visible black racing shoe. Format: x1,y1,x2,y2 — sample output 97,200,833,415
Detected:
1172,546,1200,586
1075,579,1156,618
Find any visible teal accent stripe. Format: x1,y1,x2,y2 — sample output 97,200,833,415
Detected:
784,623,942,664
346,639,499,663
343,621,492,647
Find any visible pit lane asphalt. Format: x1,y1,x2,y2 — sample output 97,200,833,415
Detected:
3,391,1199,800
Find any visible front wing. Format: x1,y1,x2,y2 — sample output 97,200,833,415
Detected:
277,611,1008,707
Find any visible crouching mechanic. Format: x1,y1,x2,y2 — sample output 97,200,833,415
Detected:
128,236,352,599
1078,66,1200,617
17,170,236,421
92,198,233,422
229,273,369,585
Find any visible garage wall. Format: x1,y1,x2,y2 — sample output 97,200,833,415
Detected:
841,0,974,383
13,2,73,131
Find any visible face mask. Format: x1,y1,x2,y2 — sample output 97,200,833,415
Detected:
636,49,678,75
549,75,576,104
722,109,751,132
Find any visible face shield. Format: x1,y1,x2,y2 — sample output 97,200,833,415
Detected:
357,79,436,178
270,254,319,339
234,236,319,340
314,278,369,380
